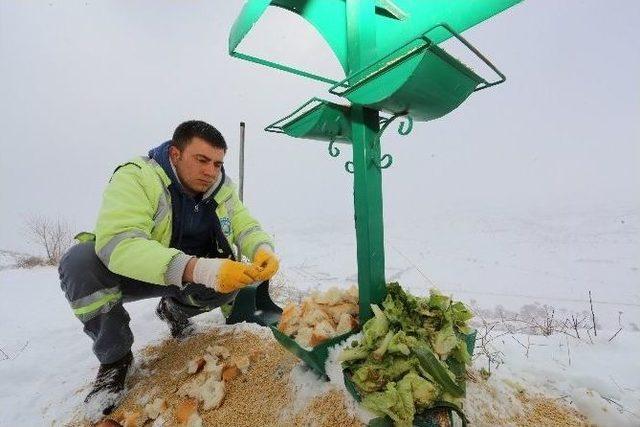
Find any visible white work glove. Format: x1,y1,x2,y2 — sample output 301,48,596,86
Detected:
192,258,259,293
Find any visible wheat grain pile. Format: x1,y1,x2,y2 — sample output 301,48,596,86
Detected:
69,327,590,427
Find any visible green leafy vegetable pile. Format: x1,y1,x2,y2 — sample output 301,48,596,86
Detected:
339,283,474,426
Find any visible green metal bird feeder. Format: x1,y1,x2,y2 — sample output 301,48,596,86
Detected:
228,0,521,390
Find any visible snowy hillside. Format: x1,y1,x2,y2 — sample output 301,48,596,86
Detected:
0,206,638,426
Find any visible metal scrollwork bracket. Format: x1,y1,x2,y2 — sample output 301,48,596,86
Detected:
345,161,355,174
371,112,413,170
372,153,393,169
379,112,413,137
328,138,340,157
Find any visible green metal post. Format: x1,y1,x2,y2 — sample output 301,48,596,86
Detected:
347,0,386,322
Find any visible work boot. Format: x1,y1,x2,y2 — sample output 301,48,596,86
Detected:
84,351,133,416
155,297,194,339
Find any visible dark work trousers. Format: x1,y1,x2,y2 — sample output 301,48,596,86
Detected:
59,242,237,364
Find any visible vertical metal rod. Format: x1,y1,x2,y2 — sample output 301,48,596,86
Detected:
239,121,246,203
236,121,246,261
347,0,386,323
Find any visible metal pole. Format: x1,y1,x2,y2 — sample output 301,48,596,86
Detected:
347,0,386,323
238,121,245,202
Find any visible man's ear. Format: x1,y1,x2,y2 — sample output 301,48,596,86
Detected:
169,145,181,162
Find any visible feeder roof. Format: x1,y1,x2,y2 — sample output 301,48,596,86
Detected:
229,0,522,77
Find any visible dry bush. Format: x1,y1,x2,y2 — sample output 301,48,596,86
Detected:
16,255,48,269
23,215,73,265
469,299,608,374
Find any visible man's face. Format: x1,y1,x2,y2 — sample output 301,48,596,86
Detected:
169,137,225,196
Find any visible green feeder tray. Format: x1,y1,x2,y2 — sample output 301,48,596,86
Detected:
265,97,352,143
343,330,477,427
329,23,505,122
270,324,355,377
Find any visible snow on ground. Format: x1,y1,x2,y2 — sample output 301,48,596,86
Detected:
0,205,638,426
472,332,640,425
0,267,166,426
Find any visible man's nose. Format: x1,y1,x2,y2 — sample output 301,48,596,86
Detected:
203,163,215,177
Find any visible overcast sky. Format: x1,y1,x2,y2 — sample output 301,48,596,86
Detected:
1,0,638,254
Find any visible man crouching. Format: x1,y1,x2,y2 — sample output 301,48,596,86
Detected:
59,120,279,415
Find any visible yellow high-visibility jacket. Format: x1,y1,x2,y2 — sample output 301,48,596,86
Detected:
77,156,272,286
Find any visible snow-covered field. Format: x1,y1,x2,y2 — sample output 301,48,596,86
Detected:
0,205,638,426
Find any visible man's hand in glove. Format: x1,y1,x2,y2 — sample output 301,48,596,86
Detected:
190,258,260,293
252,246,279,282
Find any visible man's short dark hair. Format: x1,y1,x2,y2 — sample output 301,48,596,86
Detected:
172,120,227,151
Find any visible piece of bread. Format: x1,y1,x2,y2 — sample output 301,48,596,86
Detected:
206,345,230,360
222,364,239,381
187,358,206,375
309,331,329,347
203,354,223,381
343,285,359,304
200,377,225,410
298,298,315,318
176,398,199,426
309,320,336,346
336,313,358,334
177,376,205,399
301,308,332,327
122,410,144,427
314,320,336,336
143,398,168,420
294,326,314,348
184,413,203,427
324,302,358,324
278,302,300,336
314,287,344,305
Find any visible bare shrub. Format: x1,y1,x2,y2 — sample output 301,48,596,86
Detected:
23,215,73,265
469,297,607,374
16,255,47,269
472,312,506,375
